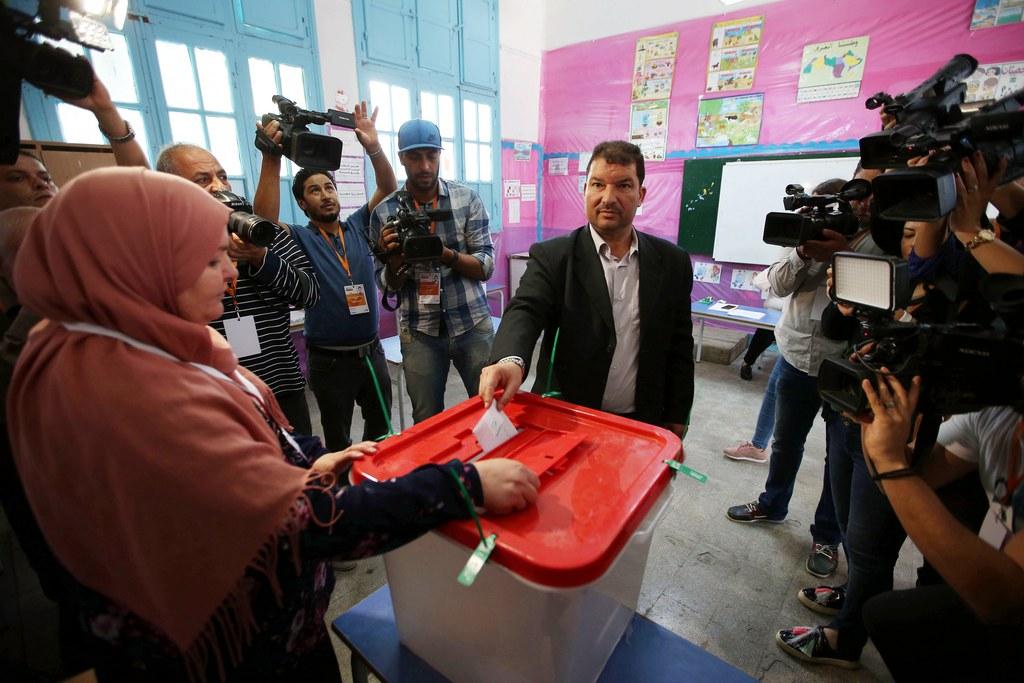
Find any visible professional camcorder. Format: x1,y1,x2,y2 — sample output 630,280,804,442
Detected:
1,0,127,163
383,191,452,263
817,252,1024,416
211,190,277,248
255,95,356,171
762,179,871,247
859,53,1024,221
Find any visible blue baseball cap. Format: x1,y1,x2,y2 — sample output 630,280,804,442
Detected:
397,119,443,153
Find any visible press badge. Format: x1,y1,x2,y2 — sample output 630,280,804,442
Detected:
224,315,261,358
979,501,1012,550
417,271,441,305
344,284,370,315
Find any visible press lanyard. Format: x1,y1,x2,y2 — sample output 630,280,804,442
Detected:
60,321,302,454
318,225,352,279
225,275,240,315
413,196,439,235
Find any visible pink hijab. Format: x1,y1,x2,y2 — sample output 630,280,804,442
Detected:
7,168,312,668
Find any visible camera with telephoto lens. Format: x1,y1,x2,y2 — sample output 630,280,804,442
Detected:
859,53,1024,221
816,252,1024,417
762,179,871,247
384,191,453,263
210,190,278,248
255,95,356,171
1,0,128,163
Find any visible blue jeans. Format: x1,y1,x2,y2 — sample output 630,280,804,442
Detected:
757,357,840,545
750,360,779,450
400,316,494,423
824,406,906,657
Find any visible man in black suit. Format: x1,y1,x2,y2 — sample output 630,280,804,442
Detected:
479,140,694,437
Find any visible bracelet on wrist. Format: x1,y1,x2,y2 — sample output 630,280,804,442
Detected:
871,466,917,482
368,147,384,158
100,120,135,144
445,249,458,267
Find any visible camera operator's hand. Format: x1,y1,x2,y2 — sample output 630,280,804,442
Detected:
378,223,406,272
826,266,856,317
800,229,849,262
255,119,284,157
474,458,540,514
353,101,382,153
227,234,268,267
951,151,1005,239
479,361,525,411
57,74,149,168
310,441,378,477
859,372,921,476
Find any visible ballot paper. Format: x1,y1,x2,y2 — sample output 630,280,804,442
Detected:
728,308,766,320
473,401,519,455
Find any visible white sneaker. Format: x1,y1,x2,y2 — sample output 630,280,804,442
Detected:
723,441,768,463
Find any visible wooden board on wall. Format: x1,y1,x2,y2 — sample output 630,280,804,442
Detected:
19,140,115,189
677,151,860,257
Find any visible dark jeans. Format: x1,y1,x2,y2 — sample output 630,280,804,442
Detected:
274,387,312,436
757,357,840,545
863,584,1024,681
307,341,392,451
824,406,906,657
743,328,776,366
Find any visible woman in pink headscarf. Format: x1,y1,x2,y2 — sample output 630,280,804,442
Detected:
7,167,538,681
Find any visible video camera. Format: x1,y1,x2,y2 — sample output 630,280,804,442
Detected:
383,191,452,263
859,53,1024,221
210,190,277,248
763,179,871,247
817,252,1024,416
1,0,127,163
255,95,356,171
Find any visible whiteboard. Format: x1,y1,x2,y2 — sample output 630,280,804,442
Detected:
711,157,860,266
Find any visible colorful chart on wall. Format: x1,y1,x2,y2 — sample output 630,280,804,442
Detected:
695,94,763,148
629,99,670,161
705,15,764,93
796,36,870,103
971,0,1024,29
964,60,1024,102
632,32,679,102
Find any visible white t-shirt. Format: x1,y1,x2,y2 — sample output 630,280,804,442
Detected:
938,406,1024,533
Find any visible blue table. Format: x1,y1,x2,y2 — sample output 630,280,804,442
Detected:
331,586,755,683
690,301,781,363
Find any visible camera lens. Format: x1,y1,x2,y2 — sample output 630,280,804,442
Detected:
227,211,276,247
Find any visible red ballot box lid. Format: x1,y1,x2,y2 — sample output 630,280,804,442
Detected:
350,392,683,588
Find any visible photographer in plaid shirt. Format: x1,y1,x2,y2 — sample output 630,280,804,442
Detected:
369,119,494,423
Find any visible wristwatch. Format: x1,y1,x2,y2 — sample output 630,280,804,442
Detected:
963,228,996,251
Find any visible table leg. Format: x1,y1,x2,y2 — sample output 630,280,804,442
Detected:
696,318,705,363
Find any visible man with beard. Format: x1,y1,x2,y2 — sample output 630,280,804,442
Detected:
260,103,397,450
369,119,495,423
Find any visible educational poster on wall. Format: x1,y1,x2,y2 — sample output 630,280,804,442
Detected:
964,60,1024,102
730,269,761,292
705,15,764,93
548,157,568,175
696,94,764,148
629,99,670,161
796,36,870,103
970,0,1024,29
693,262,722,284
513,141,532,161
632,32,679,101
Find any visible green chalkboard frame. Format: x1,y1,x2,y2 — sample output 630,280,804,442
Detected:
677,151,861,255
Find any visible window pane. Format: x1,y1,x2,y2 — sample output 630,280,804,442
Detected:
463,100,477,141
195,48,233,113
480,144,492,182
391,85,411,130
478,103,492,143
381,133,405,182
56,104,105,144
249,58,278,116
168,111,206,146
206,116,242,175
440,149,455,181
438,95,455,139
464,142,479,182
421,92,437,123
156,41,199,109
119,108,151,163
89,33,137,104
369,81,392,131
279,65,306,108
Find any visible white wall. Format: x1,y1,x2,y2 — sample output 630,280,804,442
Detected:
499,0,544,143
313,0,361,110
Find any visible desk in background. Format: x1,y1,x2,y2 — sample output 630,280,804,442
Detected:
690,301,780,363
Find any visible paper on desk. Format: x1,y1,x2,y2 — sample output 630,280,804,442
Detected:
707,300,736,312
473,402,519,455
728,308,766,320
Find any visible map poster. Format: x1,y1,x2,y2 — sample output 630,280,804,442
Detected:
706,15,764,93
629,99,670,161
971,0,1024,30
632,32,679,102
796,36,870,103
696,94,764,148
964,60,1024,103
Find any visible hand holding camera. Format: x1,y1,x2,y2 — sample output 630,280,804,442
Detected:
858,372,921,478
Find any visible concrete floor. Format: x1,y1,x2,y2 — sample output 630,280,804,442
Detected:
321,346,923,682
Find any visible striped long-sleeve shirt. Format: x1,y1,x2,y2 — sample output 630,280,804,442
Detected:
210,227,319,394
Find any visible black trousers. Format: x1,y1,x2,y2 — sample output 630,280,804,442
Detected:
307,341,392,451
863,584,1024,681
743,328,776,366
274,386,313,436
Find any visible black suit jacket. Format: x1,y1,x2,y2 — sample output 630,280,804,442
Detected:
491,226,694,426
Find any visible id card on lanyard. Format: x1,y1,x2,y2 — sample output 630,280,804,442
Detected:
223,277,262,357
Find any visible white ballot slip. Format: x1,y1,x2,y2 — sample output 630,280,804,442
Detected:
473,401,519,455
